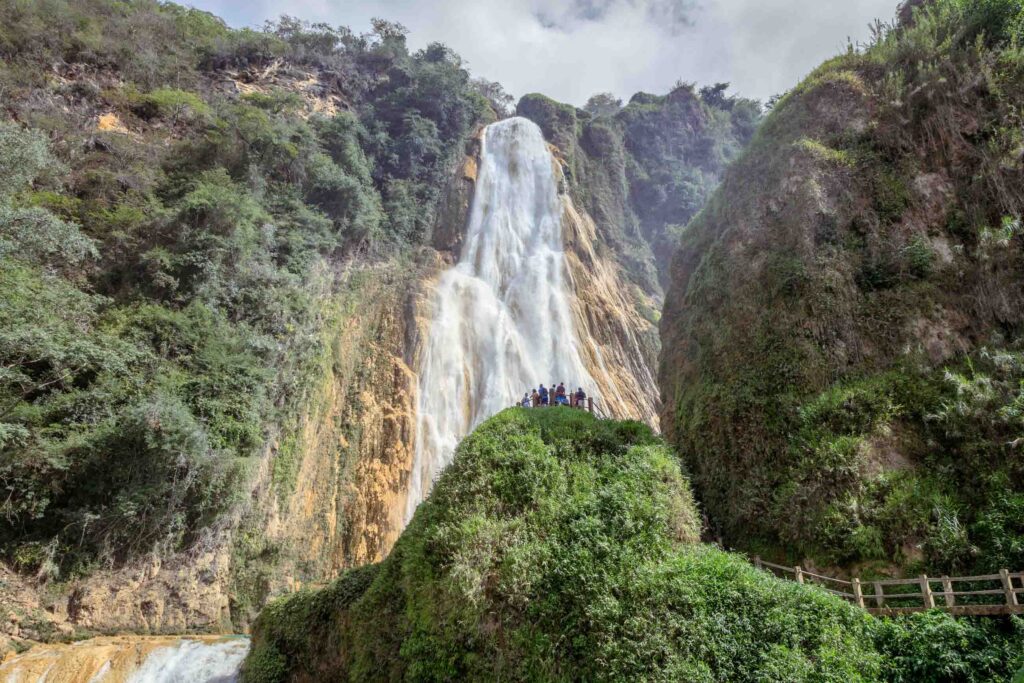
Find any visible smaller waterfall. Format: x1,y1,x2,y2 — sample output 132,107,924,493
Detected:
127,639,248,682
406,117,596,522
0,636,249,683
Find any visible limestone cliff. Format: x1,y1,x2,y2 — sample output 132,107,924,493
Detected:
659,0,1024,574
562,196,661,425
518,89,758,297
514,89,758,425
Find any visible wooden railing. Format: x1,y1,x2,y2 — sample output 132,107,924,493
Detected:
753,556,1024,617
516,395,598,413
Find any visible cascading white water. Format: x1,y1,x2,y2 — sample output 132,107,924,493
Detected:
0,637,249,683
126,638,249,682
406,117,596,521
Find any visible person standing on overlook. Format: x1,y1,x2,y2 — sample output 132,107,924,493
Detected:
539,384,549,406
531,388,540,407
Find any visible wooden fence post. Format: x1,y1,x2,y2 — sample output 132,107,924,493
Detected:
753,555,762,570
794,566,804,584
920,575,935,609
941,576,955,607
1000,569,1018,607
587,396,593,414
873,582,885,608
852,578,865,609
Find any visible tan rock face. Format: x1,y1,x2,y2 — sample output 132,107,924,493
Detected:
63,549,233,635
96,112,130,135
562,197,661,426
247,262,436,595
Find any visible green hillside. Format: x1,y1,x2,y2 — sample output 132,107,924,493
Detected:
243,409,1023,682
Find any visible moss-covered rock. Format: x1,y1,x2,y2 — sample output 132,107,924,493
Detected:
241,409,907,682
659,0,1024,574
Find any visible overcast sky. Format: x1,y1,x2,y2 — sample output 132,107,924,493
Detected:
187,0,900,105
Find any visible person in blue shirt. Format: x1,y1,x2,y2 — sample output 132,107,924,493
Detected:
539,384,549,406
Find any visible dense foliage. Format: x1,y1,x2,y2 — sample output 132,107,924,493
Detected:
243,409,1024,682
660,0,1024,576
518,83,759,296
0,0,490,576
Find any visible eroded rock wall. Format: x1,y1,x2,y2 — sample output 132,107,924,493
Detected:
563,197,660,426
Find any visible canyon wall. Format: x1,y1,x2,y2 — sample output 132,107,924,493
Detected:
659,2,1024,575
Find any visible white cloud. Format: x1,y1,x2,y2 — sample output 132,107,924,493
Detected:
188,0,900,104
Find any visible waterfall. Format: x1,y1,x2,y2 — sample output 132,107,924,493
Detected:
126,639,248,682
406,116,596,522
0,636,249,683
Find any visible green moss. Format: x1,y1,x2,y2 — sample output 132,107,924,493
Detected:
660,0,1024,581
246,409,1024,681
871,167,911,224
794,137,855,166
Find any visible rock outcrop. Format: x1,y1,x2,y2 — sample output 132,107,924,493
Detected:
660,1,1024,574
563,196,661,425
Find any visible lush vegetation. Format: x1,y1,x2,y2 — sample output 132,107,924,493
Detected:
660,0,1024,576
0,0,493,578
243,409,1024,682
518,83,760,296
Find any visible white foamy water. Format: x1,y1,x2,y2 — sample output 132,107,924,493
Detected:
0,636,249,683
406,117,596,521
126,638,249,682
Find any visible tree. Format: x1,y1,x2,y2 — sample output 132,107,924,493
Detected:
471,78,514,118
699,82,732,110
584,92,623,118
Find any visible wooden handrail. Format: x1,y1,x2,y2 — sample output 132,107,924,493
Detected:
515,392,598,415
750,555,1024,617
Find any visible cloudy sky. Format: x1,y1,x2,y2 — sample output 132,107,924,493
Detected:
187,0,900,105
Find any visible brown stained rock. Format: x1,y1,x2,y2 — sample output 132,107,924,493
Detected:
96,112,130,135
562,196,661,427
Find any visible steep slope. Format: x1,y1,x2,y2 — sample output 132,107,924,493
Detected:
0,0,493,643
518,85,759,297
660,0,1024,575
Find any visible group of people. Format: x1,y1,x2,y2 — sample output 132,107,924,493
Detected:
520,383,588,409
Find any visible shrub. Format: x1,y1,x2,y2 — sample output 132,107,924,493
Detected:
873,612,1024,683
133,88,210,122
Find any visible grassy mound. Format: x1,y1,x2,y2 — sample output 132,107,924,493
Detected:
241,409,908,682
